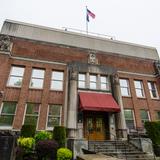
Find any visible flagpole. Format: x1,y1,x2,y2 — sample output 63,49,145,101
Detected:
86,6,88,34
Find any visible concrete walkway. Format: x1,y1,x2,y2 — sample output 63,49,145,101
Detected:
77,154,124,160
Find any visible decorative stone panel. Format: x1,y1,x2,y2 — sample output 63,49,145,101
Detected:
0,35,12,52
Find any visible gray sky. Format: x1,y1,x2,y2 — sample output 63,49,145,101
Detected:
0,0,160,56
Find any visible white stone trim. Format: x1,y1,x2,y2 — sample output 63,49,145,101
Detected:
118,70,156,78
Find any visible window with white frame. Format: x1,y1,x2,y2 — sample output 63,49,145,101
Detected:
124,109,135,129
51,71,64,90
89,75,97,89
7,66,25,87
147,81,158,98
47,105,62,129
78,73,86,88
100,76,109,90
140,110,150,126
134,80,145,97
30,69,45,89
0,102,17,127
24,103,40,127
120,79,130,96
156,111,160,120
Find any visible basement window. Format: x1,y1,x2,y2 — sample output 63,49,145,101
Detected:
124,109,135,129
24,103,40,128
140,110,150,126
0,102,17,128
47,105,62,130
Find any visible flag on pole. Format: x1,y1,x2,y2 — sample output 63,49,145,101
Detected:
86,8,96,22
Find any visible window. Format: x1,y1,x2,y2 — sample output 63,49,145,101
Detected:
140,110,150,125
47,105,62,130
30,69,45,89
156,111,160,120
100,76,109,90
7,66,25,87
0,102,17,127
148,82,158,98
51,71,64,90
78,73,86,88
89,75,97,89
124,109,135,129
134,80,145,97
120,79,130,96
24,103,40,127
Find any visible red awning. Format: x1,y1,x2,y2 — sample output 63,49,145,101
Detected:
79,92,120,112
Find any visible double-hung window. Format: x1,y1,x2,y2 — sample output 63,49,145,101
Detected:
47,105,62,130
24,103,40,127
7,66,25,87
100,76,109,90
0,102,17,128
156,111,160,120
51,71,64,90
120,79,130,96
124,109,135,129
89,75,97,89
134,80,145,98
78,74,86,88
30,69,45,89
140,110,150,126
147,81,158,99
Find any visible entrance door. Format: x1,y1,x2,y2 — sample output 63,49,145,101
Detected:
85,115,106,140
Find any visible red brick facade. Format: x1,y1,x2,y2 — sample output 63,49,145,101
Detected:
0,21,160,139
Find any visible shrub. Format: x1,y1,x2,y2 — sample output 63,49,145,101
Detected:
35,131,52,143
57,148,72,160
35,139,59,159
15,146,25,160
145,121,160,156
17,137,35,152
144,121,160,145
21,124,36,137
53,126,66,147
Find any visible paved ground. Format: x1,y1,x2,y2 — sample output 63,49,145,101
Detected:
77,154,124,160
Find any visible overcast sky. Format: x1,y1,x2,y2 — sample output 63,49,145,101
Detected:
0,0,160,56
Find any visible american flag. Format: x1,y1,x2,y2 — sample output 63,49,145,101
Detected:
87,8,96,22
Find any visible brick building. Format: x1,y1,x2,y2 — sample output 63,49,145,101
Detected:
0,20,160,141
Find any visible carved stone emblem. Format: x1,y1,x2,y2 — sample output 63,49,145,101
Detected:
0,35,12,51
88,53,98,64
155,61,160,76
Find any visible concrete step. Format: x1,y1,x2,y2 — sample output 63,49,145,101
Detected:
88,140,155,160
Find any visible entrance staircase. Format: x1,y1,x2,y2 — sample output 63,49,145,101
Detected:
88,140,155,160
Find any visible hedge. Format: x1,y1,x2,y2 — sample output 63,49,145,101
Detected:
53,126,66,148
21,125,36,137
144,121,160,145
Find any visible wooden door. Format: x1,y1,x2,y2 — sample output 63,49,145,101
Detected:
85,115,106,140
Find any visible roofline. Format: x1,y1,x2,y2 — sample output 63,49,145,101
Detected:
3,19,157,50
